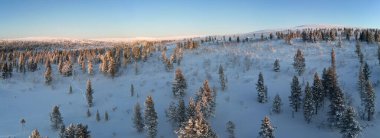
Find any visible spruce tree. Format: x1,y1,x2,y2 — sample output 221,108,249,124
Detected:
256,72,268,103
358,66,366,106
50,105,64,130
69,85,73,94
96,110,100,122
289,76,302,112
273,59,280,72
219,65,226,91
364,80,375,121
144,96,158,138
272,94,282,114
226,121,236,138
131,84,135,97
378,45,380,64
105,111,109,121
86,79,94,107
312,72,324,114
87,60,93,75
303,82,314,124
44,60,52,85
74,123,91,138
363,62,371,81
133,102,144,132
64,124,76,138
86,108,91,117
293,49,306,76
172,68,187,98
340,106,361,138
30,129,42,138
328,81,345,128
59,124,65,138
108,56,117,78
177,99,186,127
186,97,196,120
258,116,274,138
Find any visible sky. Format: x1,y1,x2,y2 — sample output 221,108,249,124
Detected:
0,0,379,39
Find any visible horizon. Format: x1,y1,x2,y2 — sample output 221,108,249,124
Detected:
0,0,379,39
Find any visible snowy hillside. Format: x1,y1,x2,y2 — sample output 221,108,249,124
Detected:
1,27,380,138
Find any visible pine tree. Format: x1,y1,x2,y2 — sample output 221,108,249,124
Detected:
312,72,324,114
273,59,280,72
219,65,226,91
45,60,52,85
87,60,93,75
293,49,306,76
364,80,375,121
74,123,91,138
50,105,64,130
303,82,314,124
177,115,217,138
144,96,158,138
105,111,109,121
256,72,268,103
328,81,345,128
29,129,41,138
289,76,302,112
363,62,371,81
226,121,235,138
86,79,94,107
358,66,366,106
340,106,361,138
108,56,117,78
186,97,196,120
378,45,380,64
172,68,187,98
64,124,76,138
59,124,65,138
86,108,91,117
133,103,144,132
258,116,274,138
177,99,186,127
69,85,73,94
331,49,336,69
96,110,101,122
272,94,282,114
131,84,135,97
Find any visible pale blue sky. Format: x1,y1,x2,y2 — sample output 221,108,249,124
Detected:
0,0,379,38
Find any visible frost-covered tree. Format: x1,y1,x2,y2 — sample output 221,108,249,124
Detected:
133,102,144,132
62,60,73,77
44,60,52,85
273,59,280,72
177,114,217,138
312,72,324,114
226,121,235,138
29,129,41,138
289,76,302,112
87,60,93,75
186,97,196,120
74,123,91,138
131,84,135,97
219,65,227,91
104,111,109,121
258,116,274,138
303,82,314,124
293,49,306,76
363,62,371,81
96,110,100,122
108,56,117,78
256,72,268,103
59,124,65,138
272,94,282,114
144,96,158,138
340,106,361,138
64,124,76,138
172,68,187,98
86,79,94,107
358,66,366,106
50,105,64,130
328,78,345,128
364,80,375,121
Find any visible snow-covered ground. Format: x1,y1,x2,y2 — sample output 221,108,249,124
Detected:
1,36,379,137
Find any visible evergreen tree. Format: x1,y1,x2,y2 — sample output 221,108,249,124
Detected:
74,123,91,138
108,56,117,78
358,66,366,106
328,81,345,128
86,79,94,107
69,85,73,94
273,59,280,72
50,105,64,130
219,65,226,91
272,94,282,114
289,76,302,112
303,82,314,124
87,60,93,75
44,60,52,85
105,111,109,121
96,110,101,122
312,72,324,114
364,80,375,121
29,129,41,138
186,97,196,120
331,49,336,69
59,124,65,138
293,49,306,76
256,72,268,103
86,108,91,117
258,116,275,138
133,102,144,132
172,68,187,98
226,121,235,138
131,84,135,97
144,96,158,138
64,124,76,138
378,45,380,64
177,99,187,127
177,115,217,138
363,62,371,81
340,106,361,138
